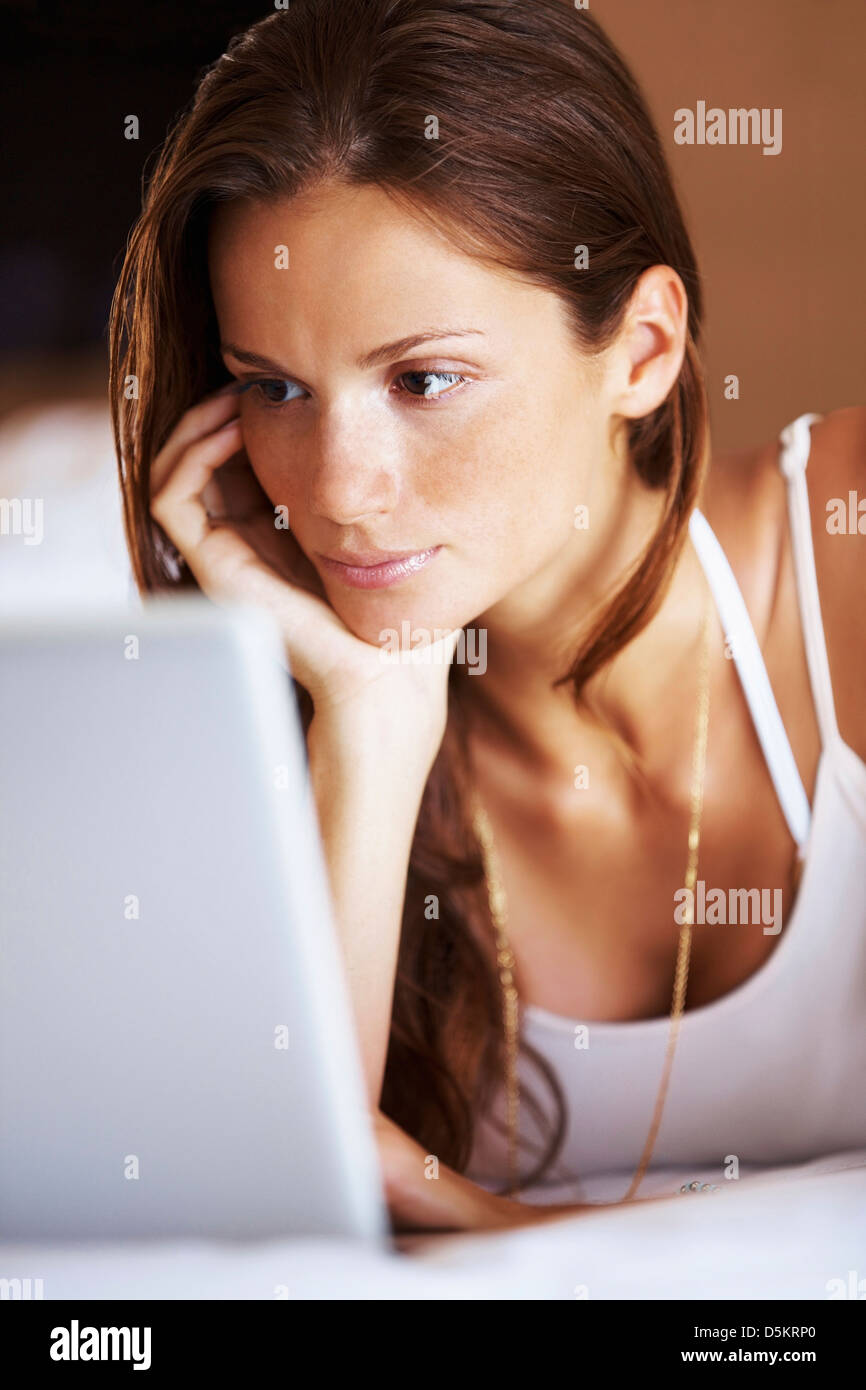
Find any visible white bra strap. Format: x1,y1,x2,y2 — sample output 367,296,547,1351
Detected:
778,413,840,748
688,508,812,851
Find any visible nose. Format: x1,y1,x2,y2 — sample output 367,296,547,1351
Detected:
305,405,399,525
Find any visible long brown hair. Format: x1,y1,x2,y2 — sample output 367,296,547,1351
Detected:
109,0,708,1191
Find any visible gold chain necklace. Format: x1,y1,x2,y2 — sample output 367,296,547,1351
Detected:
471,581,713,1202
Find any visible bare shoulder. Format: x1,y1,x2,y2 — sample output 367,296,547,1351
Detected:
805,405,866,513
803,406,866,761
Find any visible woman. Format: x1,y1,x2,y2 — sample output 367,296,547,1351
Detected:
110,0,866,1233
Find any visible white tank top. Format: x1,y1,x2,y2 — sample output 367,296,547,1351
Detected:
465,413,866,1202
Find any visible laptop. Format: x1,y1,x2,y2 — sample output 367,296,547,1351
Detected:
0,595,390,1246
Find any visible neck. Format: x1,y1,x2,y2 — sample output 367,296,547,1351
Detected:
467,469,709,795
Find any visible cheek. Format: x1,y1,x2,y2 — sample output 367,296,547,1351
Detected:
240,413,301,506
240,391,584,576
412,397,537,523
443,403,583,570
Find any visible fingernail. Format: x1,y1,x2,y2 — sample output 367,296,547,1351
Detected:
217,415,242,430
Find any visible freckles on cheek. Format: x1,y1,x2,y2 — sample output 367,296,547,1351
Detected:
241,422,296,507
444,463,530,570
457,413,537,511
453,413,573,576
415,414,514,515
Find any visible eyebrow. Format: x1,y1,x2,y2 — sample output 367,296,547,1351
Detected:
220,328,486,376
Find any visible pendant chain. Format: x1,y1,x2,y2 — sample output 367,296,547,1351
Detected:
471,583,714,1201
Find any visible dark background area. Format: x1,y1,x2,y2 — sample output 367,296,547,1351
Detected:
0,0,269,358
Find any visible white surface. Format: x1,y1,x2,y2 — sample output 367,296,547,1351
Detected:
0,599,387,1245
0,401,132,612
1,1151,864,1300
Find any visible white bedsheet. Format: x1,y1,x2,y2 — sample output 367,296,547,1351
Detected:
2,1151,864,1300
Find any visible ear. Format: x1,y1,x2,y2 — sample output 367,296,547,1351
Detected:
606,266,689,420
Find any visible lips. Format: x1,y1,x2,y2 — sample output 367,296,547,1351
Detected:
322,548,424,567
315,545,442,591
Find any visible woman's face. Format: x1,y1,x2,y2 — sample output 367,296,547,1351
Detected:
208,181,615,647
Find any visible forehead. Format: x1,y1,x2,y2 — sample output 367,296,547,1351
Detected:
210,181,449,267
206,181,571,359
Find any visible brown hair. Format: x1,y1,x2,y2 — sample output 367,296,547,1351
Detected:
109,0,708,1191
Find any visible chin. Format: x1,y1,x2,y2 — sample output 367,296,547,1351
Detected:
327,587,477,652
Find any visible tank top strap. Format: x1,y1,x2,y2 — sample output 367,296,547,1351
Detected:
688,508,812,854
777,413,841,749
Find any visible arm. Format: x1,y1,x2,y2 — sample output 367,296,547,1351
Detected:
374,1110,680,1234
307,700,443,1109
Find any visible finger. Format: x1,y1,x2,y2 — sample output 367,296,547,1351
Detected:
149,424,353,688
153,467,349,689
181,527,350,691
202,459,272,523
149,384,245,499
150,418,244,554
230,513,329,602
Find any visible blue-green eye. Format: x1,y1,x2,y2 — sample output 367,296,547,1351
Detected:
244,379,305,407
398,370,465,400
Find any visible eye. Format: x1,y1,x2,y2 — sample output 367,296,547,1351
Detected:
395,370,467,403
238,368,469,411
244,378,306,408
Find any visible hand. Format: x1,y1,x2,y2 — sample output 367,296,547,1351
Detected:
148,385,461,750
372,1110,583,1234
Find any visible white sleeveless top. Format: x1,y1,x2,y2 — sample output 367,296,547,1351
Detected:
465,413,866,1203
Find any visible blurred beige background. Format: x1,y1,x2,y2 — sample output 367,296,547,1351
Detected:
597,0,865,449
